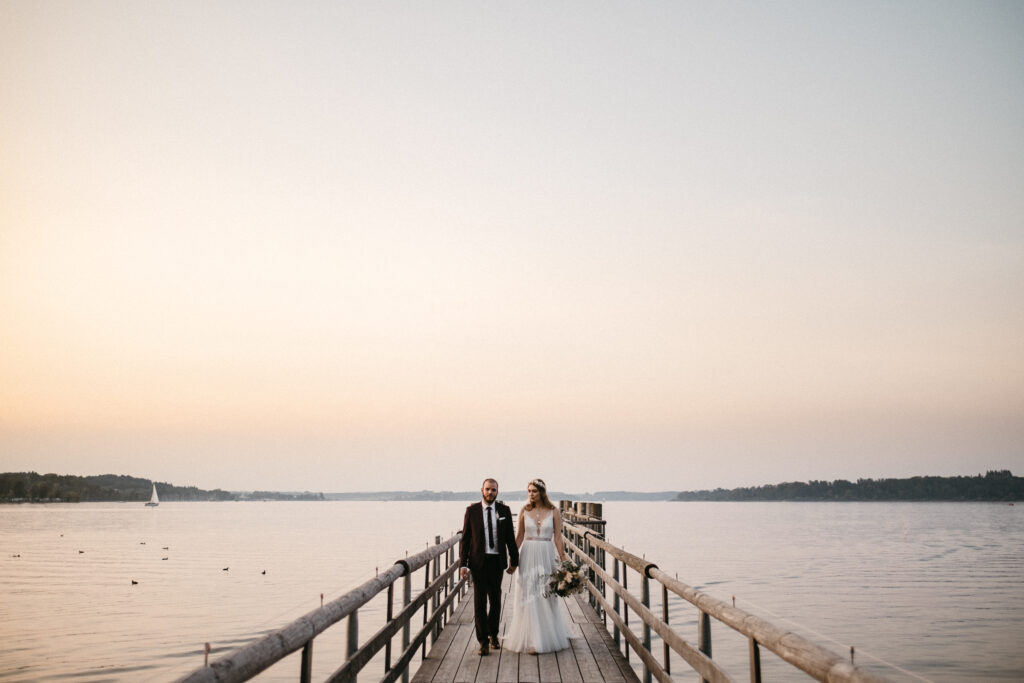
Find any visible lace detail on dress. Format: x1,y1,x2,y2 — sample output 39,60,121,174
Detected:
516,511,553,609
523,511,553,541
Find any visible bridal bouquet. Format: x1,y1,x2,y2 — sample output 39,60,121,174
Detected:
545,559,586,598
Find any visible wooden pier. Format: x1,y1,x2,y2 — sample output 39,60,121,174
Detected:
177,502,891,683
411,584,640,683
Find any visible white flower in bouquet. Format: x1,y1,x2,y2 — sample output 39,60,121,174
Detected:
545,560,587,598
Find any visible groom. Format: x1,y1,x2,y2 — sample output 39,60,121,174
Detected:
460,478,518,655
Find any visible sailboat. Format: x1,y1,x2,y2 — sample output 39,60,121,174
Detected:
145,483,159,507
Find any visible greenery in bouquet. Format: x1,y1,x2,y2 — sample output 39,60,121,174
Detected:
545,559,587,598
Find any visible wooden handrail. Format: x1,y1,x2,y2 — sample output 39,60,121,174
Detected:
176,533,463,683
561,519,891,683
325,562,462,682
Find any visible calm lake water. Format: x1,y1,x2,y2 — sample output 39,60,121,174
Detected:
1,501,1021,682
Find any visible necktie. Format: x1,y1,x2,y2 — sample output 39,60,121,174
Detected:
486,506,495,549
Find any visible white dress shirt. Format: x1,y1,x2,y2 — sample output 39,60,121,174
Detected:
483,503,499,555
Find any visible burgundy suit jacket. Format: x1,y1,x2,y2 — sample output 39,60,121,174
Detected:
460,501,519,571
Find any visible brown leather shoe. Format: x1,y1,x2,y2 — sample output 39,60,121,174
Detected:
478,642,489,656
489,636,501,650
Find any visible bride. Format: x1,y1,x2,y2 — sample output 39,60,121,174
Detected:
503,478,575,654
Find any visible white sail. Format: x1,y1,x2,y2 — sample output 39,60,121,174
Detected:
145,483,159,506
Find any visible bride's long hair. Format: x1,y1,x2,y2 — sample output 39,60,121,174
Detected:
524,478,555,511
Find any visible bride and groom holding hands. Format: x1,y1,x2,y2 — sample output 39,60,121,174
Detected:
459,477,576,656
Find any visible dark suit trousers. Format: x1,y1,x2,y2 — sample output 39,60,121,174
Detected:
471,554,504,643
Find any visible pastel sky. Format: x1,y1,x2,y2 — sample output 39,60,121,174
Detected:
2,1,1022,493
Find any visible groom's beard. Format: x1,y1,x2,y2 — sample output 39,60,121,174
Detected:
482,493,497,504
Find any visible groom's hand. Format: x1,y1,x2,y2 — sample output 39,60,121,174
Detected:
460,568,469,580
506,566,517,575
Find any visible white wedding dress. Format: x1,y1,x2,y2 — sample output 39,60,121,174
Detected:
504,510,575,653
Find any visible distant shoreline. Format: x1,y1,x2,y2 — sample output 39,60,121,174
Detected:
2,470,1020,503
672,470,1021,502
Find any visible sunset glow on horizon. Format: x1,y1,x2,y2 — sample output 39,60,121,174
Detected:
2,2,1022,492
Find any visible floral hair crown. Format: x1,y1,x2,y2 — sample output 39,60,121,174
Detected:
530,478,546,491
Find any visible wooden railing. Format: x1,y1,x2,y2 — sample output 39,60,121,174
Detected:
176,533,466,683
560,506,890,683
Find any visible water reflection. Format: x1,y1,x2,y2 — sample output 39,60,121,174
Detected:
0,501,1021,681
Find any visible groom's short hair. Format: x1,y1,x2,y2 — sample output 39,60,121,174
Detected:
482,478,498,488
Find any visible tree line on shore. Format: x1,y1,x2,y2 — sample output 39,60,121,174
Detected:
0,472,237,503
0,472,332,503
674,470,1021,501
3,469,1019,503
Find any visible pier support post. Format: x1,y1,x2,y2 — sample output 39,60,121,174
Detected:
423,548,430,657
662,584,670,675
749,637,762,683
447,545,455,620
346,609,358,683
699,610,712,683
623,562,630,661
300,640,313,683
642,574,652,683
385,584,394,672
612,558,621,649
402,571,411,683
432,536,441,645
583,533,593,609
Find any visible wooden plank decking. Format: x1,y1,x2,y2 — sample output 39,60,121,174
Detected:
411,586,641,683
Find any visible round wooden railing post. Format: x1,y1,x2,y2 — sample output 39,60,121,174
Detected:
662,584,670,675
385,583,394,672
613,558,621,649
583,532,593,609
622,562,630,662
432,536,441,645
446,545,454,620
600,546,607,622
300,640,313,683
642,573,652,683
422,553,430,657
402,570,411,683
698,610,711,683
346,609,358,683
749,637,762,683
